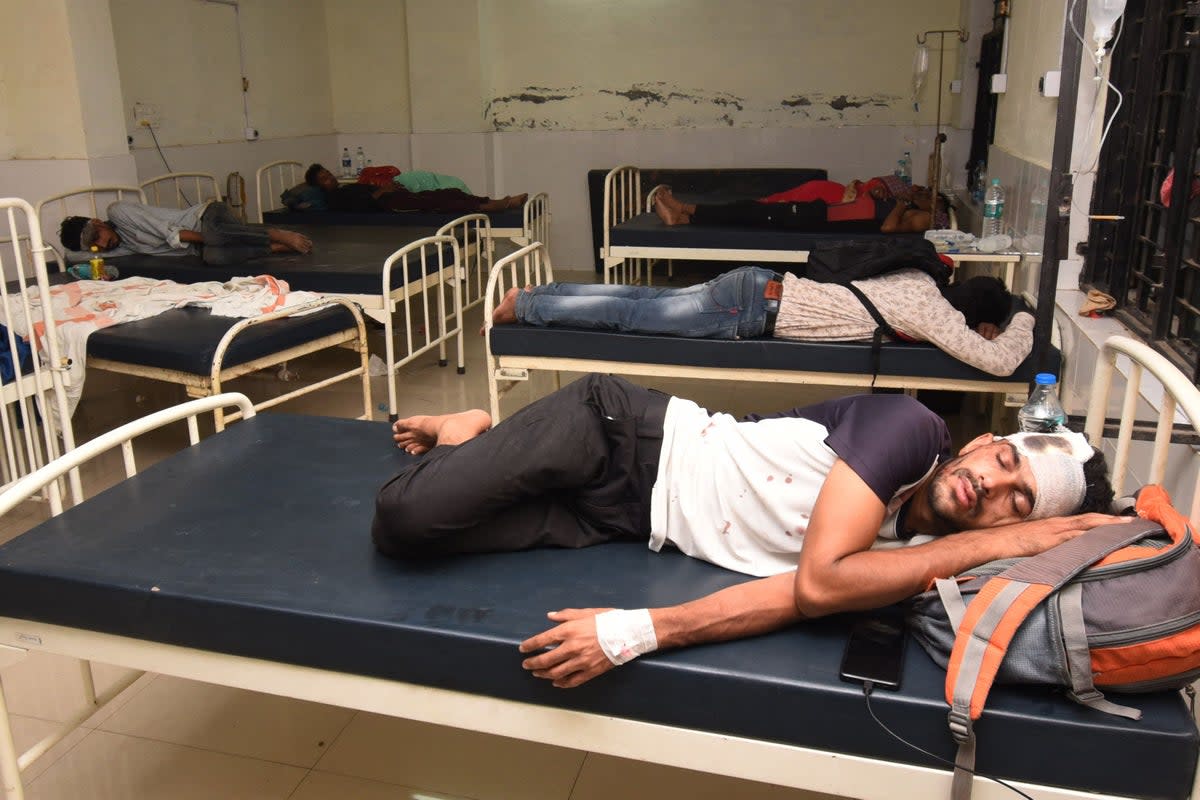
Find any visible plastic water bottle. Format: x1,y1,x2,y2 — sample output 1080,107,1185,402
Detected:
1018,373,1068,433
983,178,1006,238
340,147,352,178
355,146,366,175
899,151,912,186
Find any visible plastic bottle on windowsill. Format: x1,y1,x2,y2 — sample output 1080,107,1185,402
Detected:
982,178,1006,238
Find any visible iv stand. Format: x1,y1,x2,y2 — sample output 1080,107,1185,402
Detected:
916,28,969,227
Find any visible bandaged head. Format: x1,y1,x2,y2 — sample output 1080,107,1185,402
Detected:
997,430,1094,520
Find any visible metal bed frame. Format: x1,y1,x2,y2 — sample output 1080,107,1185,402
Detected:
483,242,1037,423
138,172,221,210
599,165,1018,286
0,333,1196,800
0,199,79,505
32,187,374,429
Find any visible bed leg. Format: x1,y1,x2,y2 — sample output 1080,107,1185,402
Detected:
0,646,28,800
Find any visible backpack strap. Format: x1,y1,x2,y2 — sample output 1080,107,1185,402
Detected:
945,518,1162,800
843,282,897,385
1057,582,1142,719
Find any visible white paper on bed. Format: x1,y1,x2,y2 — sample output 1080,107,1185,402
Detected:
2,275,325,420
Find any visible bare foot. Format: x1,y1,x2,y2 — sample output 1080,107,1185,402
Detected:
505,193,529,209
654,198,690,226
479,285,524,335
274,230,312,254
392,409,492,454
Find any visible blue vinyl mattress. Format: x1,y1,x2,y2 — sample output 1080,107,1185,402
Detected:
489,325,1057,383
610,210,925,253
262,207,524,230
86,304,357,375
0,414,1193,798
103,225,451,295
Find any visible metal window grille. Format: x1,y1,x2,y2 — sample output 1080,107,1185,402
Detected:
1083,0,1200,381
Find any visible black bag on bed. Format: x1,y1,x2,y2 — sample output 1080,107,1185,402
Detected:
805,238,951,287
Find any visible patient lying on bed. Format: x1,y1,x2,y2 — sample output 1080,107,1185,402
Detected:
491,269,1033,376
373,374,1118,687
655,180,946,234
305,164,527,215
60,201,311,266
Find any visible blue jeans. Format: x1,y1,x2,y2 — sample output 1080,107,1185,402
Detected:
515,266,780,339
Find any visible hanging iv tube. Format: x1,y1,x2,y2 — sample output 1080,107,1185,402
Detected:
915,28,968,225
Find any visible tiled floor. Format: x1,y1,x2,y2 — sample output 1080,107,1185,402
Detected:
0,270,1001,799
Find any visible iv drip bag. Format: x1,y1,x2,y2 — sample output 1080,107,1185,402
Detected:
911,45,930,110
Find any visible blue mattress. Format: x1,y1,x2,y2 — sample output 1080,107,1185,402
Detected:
610,210,924,253
262,207,524,230
489,325,1056,383
86,305,357,375
104,225,450,295
0,414,1193,798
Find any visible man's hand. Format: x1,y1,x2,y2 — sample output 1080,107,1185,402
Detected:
984,512,1127,557
519,608,616,688
975,322,1001,340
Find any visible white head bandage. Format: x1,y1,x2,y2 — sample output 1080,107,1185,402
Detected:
594,608,658,665
998,430,1093,520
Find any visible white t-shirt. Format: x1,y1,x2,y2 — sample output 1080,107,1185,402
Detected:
649,394,950,577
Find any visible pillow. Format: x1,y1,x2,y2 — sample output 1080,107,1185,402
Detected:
279,183,327,212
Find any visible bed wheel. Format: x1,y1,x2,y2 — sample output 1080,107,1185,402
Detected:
456,366,466,375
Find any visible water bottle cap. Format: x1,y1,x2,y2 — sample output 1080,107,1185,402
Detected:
1034,372,1058,385
991,178,1001,185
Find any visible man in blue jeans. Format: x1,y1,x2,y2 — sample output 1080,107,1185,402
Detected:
489,266,1035,376
59,200,312,266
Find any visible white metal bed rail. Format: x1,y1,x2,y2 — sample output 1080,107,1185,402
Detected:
601,165,644,285
437,213,492,315
520,191,552,251
381,234,463,418
1084,335,1200,524
139,172,221,210
483,242,554,420
0,199,80,507
254,160,303,223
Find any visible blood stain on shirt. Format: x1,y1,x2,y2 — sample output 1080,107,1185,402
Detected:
721,520,731,534
766,475,775,482
785,475,793,484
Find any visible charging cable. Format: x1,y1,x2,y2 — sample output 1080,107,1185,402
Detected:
860,681,1035,800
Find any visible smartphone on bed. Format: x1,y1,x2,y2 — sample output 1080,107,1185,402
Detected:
839,615,907,691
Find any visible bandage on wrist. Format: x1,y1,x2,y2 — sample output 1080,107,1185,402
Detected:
595,608,658,665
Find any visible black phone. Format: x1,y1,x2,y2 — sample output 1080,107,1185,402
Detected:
839,615,907,691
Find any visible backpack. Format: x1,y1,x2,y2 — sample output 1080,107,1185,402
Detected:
806,239,954,379
906,485,1200,800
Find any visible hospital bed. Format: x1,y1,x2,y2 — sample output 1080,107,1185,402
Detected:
37,186,472,418
254,158,552,253
482,242,1053,422
31,188,374,429
599,165,1015,285
0,332,1196,800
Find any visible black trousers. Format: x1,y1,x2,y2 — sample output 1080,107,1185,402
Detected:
199,202,272,266
690,199,881,233
371,374,670,558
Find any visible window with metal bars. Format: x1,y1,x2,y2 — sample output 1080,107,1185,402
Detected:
1082,0,1200,382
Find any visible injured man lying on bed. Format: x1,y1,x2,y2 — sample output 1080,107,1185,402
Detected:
373,374,1118,687
59,200,312,266
490,267,1033,376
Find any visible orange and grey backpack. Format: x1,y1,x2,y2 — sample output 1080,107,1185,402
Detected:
907,485,1200,800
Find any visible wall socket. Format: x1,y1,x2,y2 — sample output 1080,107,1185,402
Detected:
244,127,259,141
133,102,162,128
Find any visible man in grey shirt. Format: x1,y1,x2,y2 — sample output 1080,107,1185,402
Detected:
59,201,311,266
